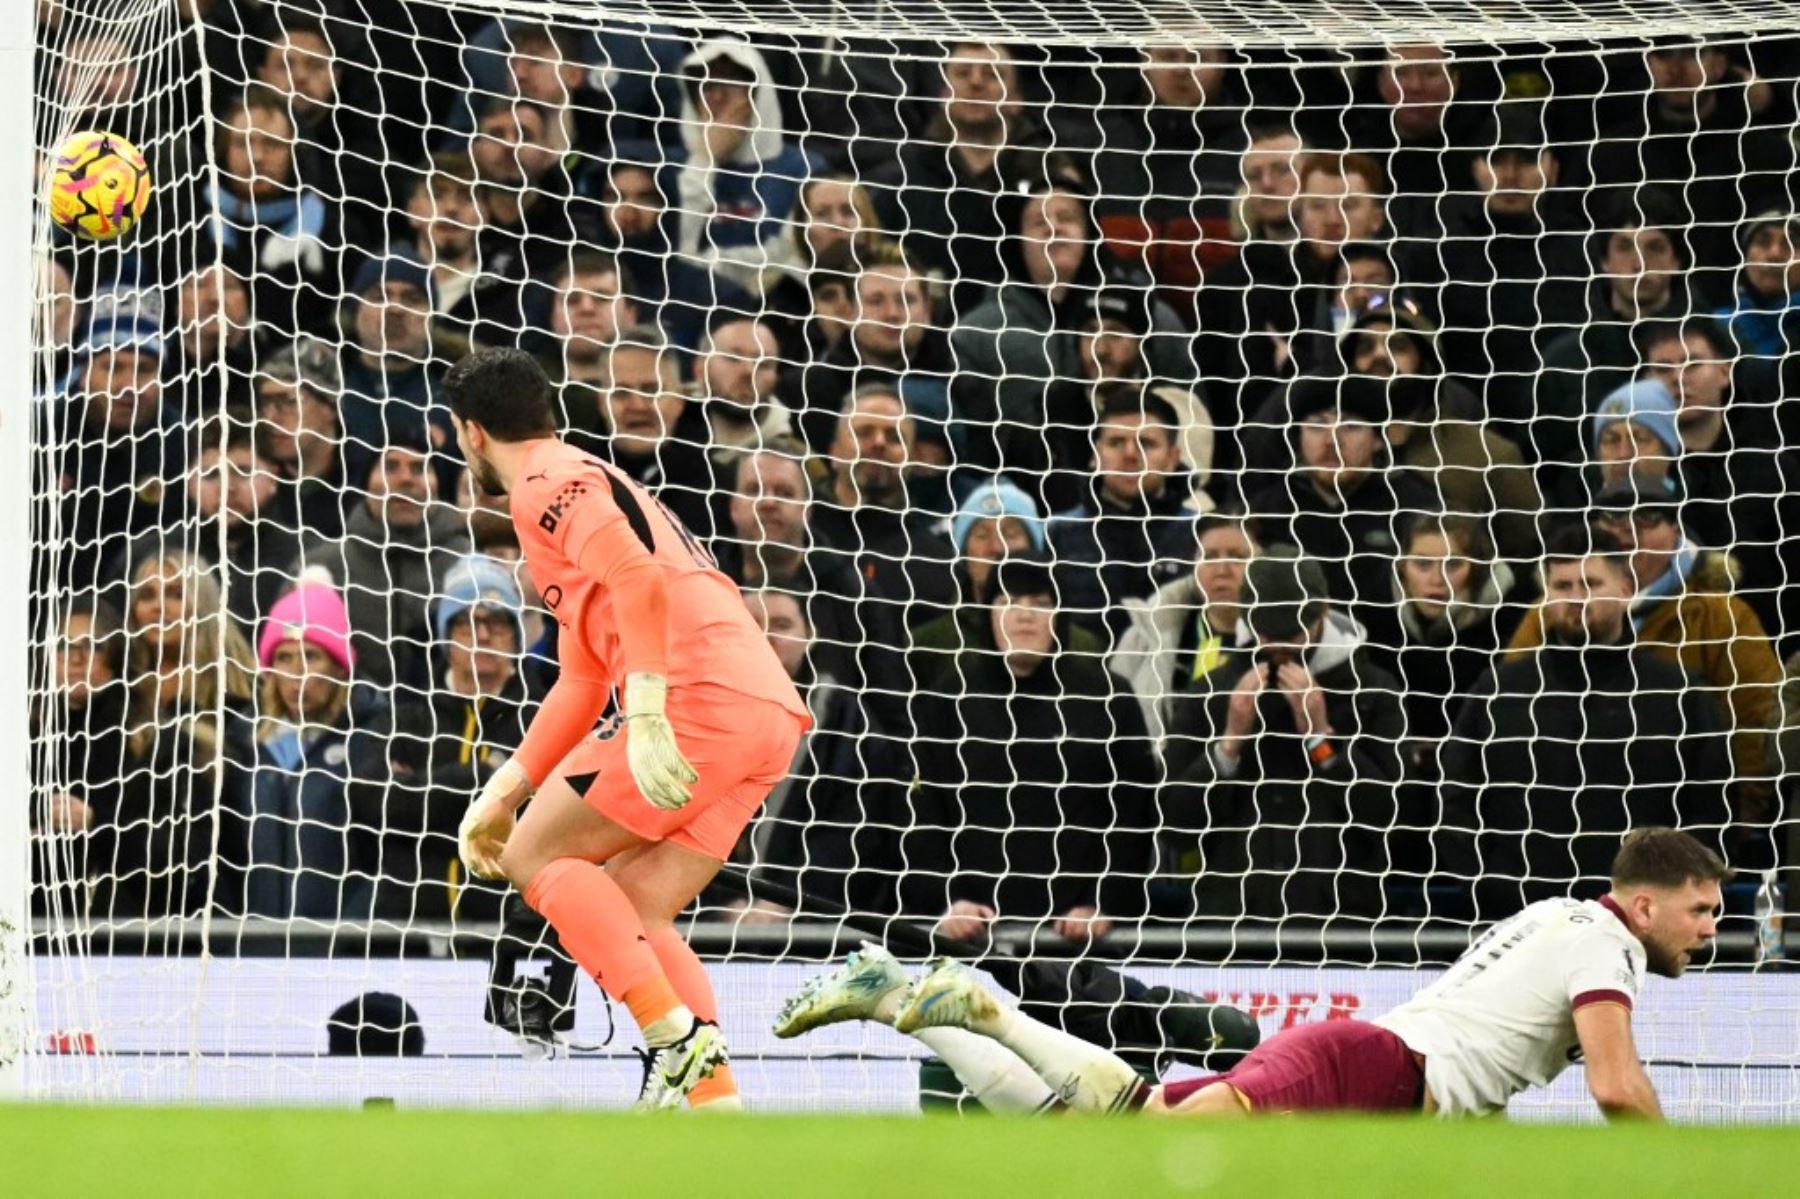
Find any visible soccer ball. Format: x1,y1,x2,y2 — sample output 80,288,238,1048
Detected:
48,130,152,241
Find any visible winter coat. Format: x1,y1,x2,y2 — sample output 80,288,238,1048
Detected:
900,648,1161,922
1442,634,1733,920
1504,549,1780,798
235,685,392,920
777,325,957,455
950,279,1196,479
1163,610,1408,920
1047,486,1202,643
379,669,535,922
1108,572,1244,760
293,505,472,691
671,38,815,292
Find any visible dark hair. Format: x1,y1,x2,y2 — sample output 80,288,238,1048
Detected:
1634,315,1733,362
1244,116,1302,146
1335,241,1396,279
549,249,622,291
1093,382,1180,433
443,348,558,441
1611,827,1731,890
979,552,1058,608
65,594,126,679
1593,185,1689,267
508,21,582,58
1541,521,1628,569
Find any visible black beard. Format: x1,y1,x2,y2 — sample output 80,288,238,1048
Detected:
470,456,508,498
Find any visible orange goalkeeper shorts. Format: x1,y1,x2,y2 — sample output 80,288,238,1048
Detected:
545,683,806,862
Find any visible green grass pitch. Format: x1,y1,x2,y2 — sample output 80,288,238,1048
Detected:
0,1106,1786,1197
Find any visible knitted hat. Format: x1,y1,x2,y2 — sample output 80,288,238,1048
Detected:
259,569,355,675
435,554,526,648
351,250,435,305
953,478,1047,554
1592,378,1680,458
1240,546,1330,641
1287,374,1393,426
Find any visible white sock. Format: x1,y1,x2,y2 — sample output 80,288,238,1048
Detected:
913,1027,1057,1114
987,1006,1145,1113
641,1003,697,1049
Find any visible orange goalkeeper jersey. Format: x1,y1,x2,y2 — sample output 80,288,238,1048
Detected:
510,438,805,717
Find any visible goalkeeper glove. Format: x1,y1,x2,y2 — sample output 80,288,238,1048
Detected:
624,673,699,811
459,759,532,881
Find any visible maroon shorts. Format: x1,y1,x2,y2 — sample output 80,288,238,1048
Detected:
1159,1020,1423,1114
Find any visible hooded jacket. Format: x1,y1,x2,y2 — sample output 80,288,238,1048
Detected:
1108,571,1245,759
1163,609,1408,920
673,38,813,288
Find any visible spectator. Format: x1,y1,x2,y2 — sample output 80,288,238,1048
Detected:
1441,524,1733,919
577,328,720,537
41,256,79,388
169,263,255,414
712,441,861,676
1714,210,1800,358
292,439,471,691
1047,388,1204,641
1349,44,1489,242
1588,39,1796,285
901,553,1162,941
540,251,641,403
1285,241,1396,374
466,97,592,344
1384,514,1522,785
912,478,1104,694
693,312,797,472
90,551,256,920
1229,119,1305,244
1199,151,1388,427
381,555,534,922
1425,107,1589,433
760,173,885,350
1248,375,1441,647
1582,376,1683,506
470,534,557,699
809,387,958,734
1111,511,1260,756
1640,316,1800,640
739,587,912,919
401,154,483,342
950,169,1194,480
1534,186,1697,475
256,337,351,540
779,239,953,454
1081,46,1247,307
586,154,747,350
338,251,459,496
212,87,338,338
871,41,1066,316
1506,472,1781,810
1036,287,1214,511
1162,548,1407,921
48,300,184,597
107,420,299,637
239,574,389,920
30,597,128,914
671,37,814,294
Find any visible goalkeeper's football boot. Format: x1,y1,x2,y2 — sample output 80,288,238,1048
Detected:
772,941,909,1038
893,959,1005,1037
635,1018,730,1111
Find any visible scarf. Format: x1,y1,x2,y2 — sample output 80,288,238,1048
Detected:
1630,537,1700,631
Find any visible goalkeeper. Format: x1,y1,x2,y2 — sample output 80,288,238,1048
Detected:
446,348,809,1110
777,829,1722,1120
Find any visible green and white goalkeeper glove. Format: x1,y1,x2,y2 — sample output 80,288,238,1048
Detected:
624,673,699,811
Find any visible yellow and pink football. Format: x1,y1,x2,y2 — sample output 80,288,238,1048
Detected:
48,129,152,241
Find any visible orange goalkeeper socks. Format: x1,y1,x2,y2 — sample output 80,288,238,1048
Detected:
524,858,686,1032
648,926,738,1108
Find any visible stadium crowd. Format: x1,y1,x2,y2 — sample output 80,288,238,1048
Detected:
29,1,1800,938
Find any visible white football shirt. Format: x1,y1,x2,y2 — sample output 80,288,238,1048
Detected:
1376,896,1646,1117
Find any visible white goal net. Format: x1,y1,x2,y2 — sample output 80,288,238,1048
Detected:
12,0,1800,1119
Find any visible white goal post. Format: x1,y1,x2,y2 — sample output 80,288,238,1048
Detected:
17,0,1800,1117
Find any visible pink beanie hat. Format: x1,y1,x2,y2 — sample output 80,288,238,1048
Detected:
259,568,355,676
